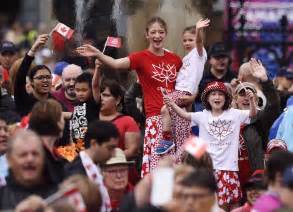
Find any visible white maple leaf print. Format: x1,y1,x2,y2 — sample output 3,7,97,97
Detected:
208,119,233,141
151,63,177,86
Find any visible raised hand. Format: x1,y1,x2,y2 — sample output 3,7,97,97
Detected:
30,34,49,53
249,58,268,82
196,18,210,30
246,89,256,102
76,44,100,57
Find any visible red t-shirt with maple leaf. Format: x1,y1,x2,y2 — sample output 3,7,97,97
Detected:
129,49,182,117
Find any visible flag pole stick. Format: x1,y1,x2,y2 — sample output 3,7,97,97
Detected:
102,36,109,54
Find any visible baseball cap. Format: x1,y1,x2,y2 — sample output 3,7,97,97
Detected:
208,42,230,58
53,61,69,76
276,67,293,79
0,41,17,54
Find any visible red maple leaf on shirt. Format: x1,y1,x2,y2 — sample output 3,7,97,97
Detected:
151,63,177,86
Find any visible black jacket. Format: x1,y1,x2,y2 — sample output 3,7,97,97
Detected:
243,80,280,171
44,147,66,184
0,173,57,210
64,155,87,177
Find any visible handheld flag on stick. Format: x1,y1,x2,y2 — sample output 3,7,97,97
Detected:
51,23,74,39
184,136,207,159
102,36,122,53
45,186,86,212
50,22,74,52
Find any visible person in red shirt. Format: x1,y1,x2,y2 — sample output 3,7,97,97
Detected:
77,16,191,176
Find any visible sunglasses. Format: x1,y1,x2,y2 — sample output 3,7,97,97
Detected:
237,88,255,96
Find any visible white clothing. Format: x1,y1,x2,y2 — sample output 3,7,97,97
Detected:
191,108,250,171
80,151,111,212
175,47,207,95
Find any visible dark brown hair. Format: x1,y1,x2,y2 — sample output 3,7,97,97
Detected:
183,25,197,35
29,99,63,136
145,16,168,33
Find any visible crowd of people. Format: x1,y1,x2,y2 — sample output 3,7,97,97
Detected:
0,15,292,212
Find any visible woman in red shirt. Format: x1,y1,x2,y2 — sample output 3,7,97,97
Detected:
77,17,191,176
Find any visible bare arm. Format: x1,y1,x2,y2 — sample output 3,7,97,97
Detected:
92,59,101,103
195,19,210,56
76,44,130,70
164,96,192,121
124,132,141,160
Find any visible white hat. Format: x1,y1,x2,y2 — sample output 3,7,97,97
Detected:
104,148,134,166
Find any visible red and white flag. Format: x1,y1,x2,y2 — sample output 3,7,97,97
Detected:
45,187,86,212
52,23,74,40
184,136,207,159
105,36,122,48
64,188,87,212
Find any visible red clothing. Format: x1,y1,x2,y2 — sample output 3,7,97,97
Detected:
0,67,9,82
52,87,75,112
238,126,252,190
129,49,182,117
110,183,133,211
112,115,140,149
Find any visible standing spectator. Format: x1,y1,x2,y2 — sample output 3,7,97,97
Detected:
253,151,293,212
0,129,57,210
102,148,134,211
0,41,18,80
77,17,185,176
233,58,280,189
52,64,82,112
14,34,52,117
29,99,66,184
99,79,141,184
65,120,119,212
195,42,236,111
164,81,257,211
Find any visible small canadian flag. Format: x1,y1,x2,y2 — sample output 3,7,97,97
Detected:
53,22,74,40
65,188,87,212
184,136,207,159
106,36,122,48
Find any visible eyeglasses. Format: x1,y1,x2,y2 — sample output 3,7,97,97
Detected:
33,75,52,81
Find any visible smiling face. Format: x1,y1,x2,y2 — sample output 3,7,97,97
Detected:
207,90,226,111
182,31,196,53
145,22,167,52
235,88,256,110
31,69,52,95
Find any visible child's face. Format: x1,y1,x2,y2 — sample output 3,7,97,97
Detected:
75,82,92,102
182,31,196,52
207,91,225,110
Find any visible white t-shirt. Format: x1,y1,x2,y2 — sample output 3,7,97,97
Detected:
191,108,250,171
175,47,207,95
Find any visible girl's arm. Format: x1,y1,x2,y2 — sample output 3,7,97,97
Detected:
195,19,210,56
92,59,101,103
76,44,130,70
164,96,192,121
247,90,257,118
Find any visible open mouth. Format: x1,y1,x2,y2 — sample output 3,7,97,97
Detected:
214,100,222,105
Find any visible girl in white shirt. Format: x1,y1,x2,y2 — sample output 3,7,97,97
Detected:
164,81,257,211
155,18,210,155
